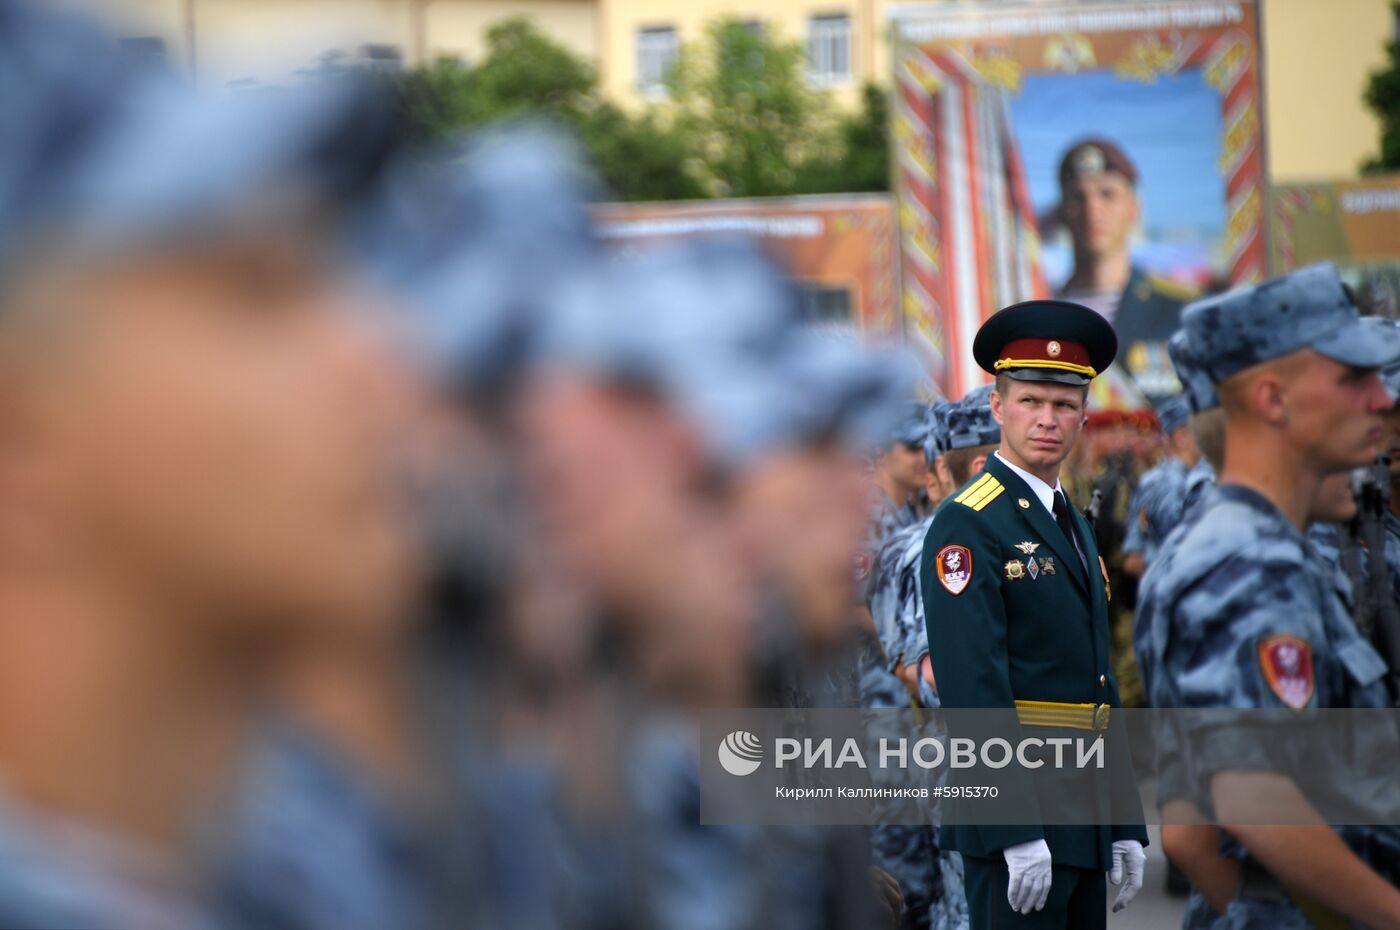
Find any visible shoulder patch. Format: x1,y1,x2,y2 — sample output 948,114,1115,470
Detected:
1147,274,1199,302
954,474,1004,512
935,544,972,595
1258,634,1314,710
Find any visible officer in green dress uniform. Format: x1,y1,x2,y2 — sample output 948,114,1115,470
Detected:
920,300,1148,929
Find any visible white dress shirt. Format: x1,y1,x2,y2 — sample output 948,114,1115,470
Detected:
993,451,1063,517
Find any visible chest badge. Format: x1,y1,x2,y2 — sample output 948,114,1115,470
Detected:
935,544,973,595
1018,498,1031,509
1026,557,1040,580
1004,559,1026,581
1040,557,1056,575
1014,541,1040,555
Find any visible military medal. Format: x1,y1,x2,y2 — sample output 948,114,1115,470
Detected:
1004,559,1025,581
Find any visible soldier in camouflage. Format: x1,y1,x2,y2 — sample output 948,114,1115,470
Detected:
1137,264,1400,929
1122,395,1197,575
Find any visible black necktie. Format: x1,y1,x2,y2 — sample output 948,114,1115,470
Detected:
1053,490,1088,575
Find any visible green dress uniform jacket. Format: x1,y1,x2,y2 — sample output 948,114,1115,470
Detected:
920,454,1147,871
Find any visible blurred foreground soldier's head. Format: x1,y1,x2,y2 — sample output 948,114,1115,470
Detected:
1182,263,1400,487
732,329,916,655
521,236,801,708
0,4,417,926
358,126,604,665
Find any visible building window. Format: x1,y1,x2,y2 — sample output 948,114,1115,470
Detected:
807,14,851,86
637,26,678,97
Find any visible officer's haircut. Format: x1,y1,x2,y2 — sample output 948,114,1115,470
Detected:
1190,408,1225,472
994,373,1090,406
946,443,997,486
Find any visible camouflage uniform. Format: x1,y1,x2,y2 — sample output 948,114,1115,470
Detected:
1121,456,1189,567
1138,483,1389,927
1180,459,1217,523
1139,264,1400,927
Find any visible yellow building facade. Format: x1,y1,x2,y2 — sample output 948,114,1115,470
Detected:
74,0,1393,184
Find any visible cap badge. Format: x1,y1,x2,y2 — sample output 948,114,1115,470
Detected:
1072,145,1105,178
1046,340,1062,357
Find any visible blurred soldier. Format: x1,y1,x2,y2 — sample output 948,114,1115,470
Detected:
871,403,930,539
921,301,1148,929
534,237,906,930
864,395,994,930
220,127,606,930
0,5,419,928
870,402,957,704
896,394,1001,712
1137,264,1400,928
1122,395,1197,577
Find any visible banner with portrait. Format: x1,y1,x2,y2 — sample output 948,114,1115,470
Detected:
892,0,1266,400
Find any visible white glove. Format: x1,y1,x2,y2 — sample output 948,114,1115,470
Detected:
1109,839,1146,913
1002,838,1052,914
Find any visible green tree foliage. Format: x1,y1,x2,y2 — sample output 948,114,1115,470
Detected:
398,17,701,200
794,82,890,194
668,18,835,197
1364,11,1400,173
395,15,891,200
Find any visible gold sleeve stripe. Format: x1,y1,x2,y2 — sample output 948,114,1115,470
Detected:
953,473,996,505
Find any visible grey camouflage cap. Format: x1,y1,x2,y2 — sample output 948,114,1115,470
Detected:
1166,330,1217,413
924,400,956,464
1154,395,1191,434
361,125,600,395
888,400,931,448
945,393,1000,450
1181,263,1400,382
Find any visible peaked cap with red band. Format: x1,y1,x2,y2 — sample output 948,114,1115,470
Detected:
973,299,1118,387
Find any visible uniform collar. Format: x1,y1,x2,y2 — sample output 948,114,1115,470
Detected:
993,451,1062,516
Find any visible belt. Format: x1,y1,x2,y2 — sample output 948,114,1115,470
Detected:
1014,700,1111,731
